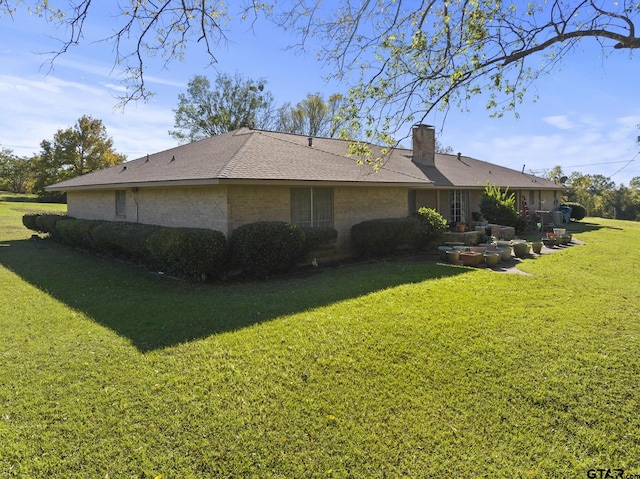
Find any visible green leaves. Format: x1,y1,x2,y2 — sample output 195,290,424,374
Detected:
170,73,275,143
32,116,126,200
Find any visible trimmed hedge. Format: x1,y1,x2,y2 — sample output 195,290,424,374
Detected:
230,221,306,277
33,213,69,239
22,213,42,232
351,217,420,258
92,221,160,260
145,227,227,280
56,218,103,249
300,226,338,256
562,202,586,221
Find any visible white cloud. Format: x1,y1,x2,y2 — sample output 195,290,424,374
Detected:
543,115,575,130
0,72,177,160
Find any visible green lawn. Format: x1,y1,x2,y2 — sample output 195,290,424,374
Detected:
1,194,639,478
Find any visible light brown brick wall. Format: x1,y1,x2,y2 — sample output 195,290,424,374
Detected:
334,186,409,252
67,186,229,235
137,186,229,234
67,190,120,220
415,190,438,210
227,184,410,255
226,185,290,233
69,184,413,256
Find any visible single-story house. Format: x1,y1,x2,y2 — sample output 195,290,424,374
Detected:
47,125,563,257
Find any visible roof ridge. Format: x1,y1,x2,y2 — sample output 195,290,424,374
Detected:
217,129,256,178
257,130,394,169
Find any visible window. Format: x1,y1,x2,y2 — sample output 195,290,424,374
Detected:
449,190,466,223
291,187,333,227
115,190,127,217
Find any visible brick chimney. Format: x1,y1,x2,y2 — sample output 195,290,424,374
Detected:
412,124,435,167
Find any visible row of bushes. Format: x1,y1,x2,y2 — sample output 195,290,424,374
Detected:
24,208,447,276
23,213,337,280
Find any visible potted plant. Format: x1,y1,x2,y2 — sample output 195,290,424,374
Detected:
460,251,483,266
531,240,543,254
446,249,460,264
512,241,530,258
483,251,500,267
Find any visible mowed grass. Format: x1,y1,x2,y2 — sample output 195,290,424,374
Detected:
1,193,640,478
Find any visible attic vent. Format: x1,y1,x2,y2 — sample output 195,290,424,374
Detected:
121,166,127,172
169,155,176,162
308,137,313,147
145,154,149,162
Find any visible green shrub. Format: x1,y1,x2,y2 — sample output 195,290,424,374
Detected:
300,226,338,256
351,217,420,258
230,221,306,277
22,213,43,232
92,221,160,260
33,213,69,239
414,207,448,251
56,219,103,249
562,202,586,221
145,227,227,280
479,182,524,231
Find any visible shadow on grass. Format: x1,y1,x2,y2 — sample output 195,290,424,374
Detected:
568,221,623,233
0,238,469,352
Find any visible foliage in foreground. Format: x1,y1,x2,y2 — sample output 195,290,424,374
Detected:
350,217,420,257
229,221,306,277
2,197,640,477
414,207,448,251
480,182,526,231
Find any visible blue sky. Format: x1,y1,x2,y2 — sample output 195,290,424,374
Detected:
1,4,639,186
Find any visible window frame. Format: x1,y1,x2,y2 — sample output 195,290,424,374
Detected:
115,189,127,217
449,189,467,223
290,187,334,228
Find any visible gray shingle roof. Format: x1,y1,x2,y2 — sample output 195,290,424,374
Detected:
46,128,560,191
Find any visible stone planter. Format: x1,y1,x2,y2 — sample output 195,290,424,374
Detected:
496,246,512,261
470,246,487,254
446,250,460,264
542,238,556,248
513,242,530,258
460,251,483,266
484,252,500,267
531,241,543,254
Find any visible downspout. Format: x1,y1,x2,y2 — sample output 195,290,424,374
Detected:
133,187,139,223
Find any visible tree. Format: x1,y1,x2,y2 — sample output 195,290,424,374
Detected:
566,172,617,218
32,115,126,201
4,1,637,112
0,147,34,193
276,93,346,138
277,1,640,146
435,140,454,155
169,73,276,143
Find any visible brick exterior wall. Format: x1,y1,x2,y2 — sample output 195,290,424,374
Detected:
136,186,229,234
67,186,229,235
333,186,409,254
68,184,412,257
68,183,559,259
67,190,120,221
227,185,290,232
